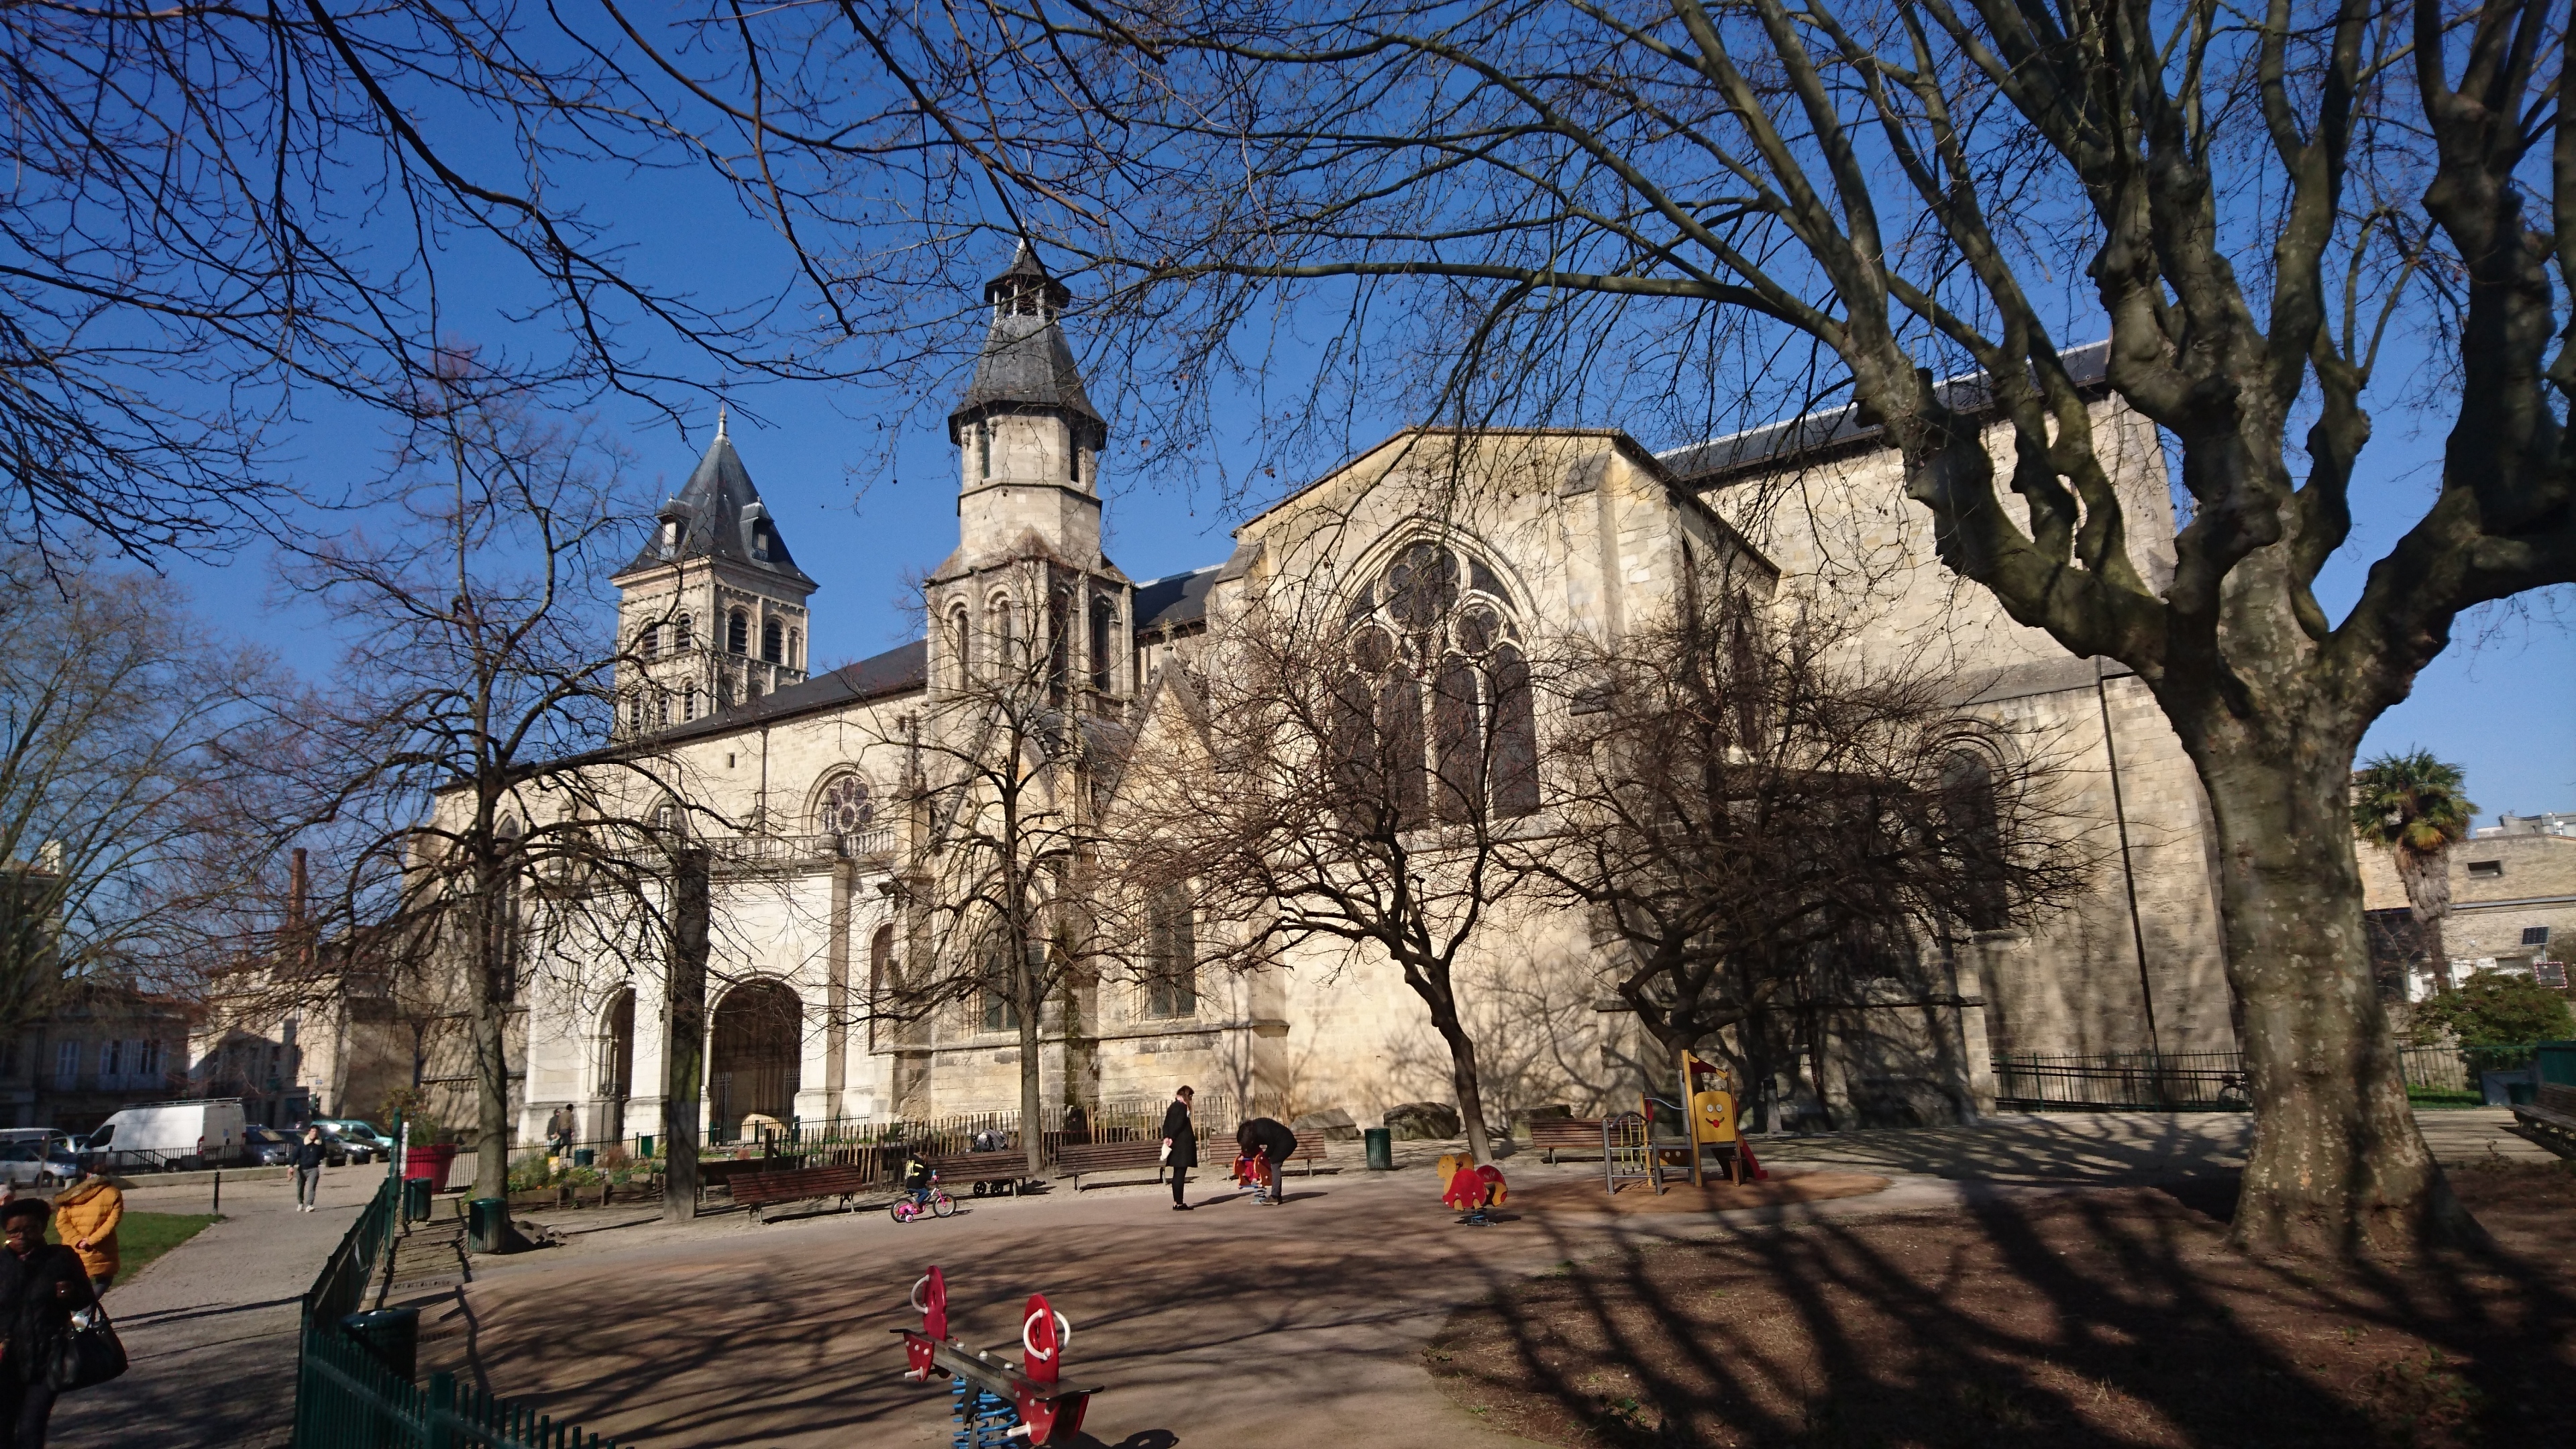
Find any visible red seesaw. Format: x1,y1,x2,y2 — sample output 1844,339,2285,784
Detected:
896,1265,1098,1446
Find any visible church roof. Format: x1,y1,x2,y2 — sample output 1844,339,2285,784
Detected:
617,426,816,587
1133,564,1221,637
1660,340,2110,483
650,637,928,745
948,246,1104,441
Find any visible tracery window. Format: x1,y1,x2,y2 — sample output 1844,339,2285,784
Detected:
1337,539,1539,824
816,773,874,834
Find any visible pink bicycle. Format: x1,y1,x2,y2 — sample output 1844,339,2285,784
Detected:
891,1174,957,1224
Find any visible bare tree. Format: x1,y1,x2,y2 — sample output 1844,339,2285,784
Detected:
1114,587,1541,1165
1531,566,2089,1128
0,549,292,1034
276,360,693,1205
883,588,1130,1182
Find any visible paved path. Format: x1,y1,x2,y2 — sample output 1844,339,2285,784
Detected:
52,1167,387,1449
405,1110,2551,1449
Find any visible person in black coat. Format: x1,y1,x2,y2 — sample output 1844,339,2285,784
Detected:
1159,1086,1197,1211
1234,1118,1299,1206
0,1197,95,1448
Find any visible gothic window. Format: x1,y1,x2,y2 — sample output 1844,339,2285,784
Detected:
987,593,1016,672
1089,594,1115,691
1340,539,1537,824
762,616,784,663
816,773,874,833
981,942,1020,1033
1940,751,2008,932
675,614,694,649
1144,888,1197,1018
728,610,750,655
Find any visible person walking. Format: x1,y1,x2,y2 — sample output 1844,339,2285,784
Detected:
292,1126,326,1212
1233,1117,1299,1206
48,1172,119,1301
546,1106,576,1162
0,1197,94,1446
1159,1086,1197,1212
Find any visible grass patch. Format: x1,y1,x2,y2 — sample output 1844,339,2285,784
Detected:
2405,1085,2485,1109
49,1211,219,1279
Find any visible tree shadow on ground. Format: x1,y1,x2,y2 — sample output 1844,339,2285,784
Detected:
1431,1164,2575,1448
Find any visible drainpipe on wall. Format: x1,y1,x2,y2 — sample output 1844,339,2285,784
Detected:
2096,658,2161,1063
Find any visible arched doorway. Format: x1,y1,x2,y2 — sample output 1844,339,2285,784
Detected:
709,980,802,1141
596,988,636,1144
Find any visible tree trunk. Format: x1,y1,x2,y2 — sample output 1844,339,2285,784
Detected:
1427,1006,1495,1163
464,890,511,1203
661,849,710,1223
1019,961,1046,1182
2196,737,2474,1255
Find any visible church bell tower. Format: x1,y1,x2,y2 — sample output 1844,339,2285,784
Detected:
926,245,1133,708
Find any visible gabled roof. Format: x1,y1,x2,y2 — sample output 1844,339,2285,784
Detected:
1660,340,2111,484
1132,564,1222,637
948,246,1104,441
618,429,816,588
650,638,927,743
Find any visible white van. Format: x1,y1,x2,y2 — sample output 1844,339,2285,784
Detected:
78,1099,247,1172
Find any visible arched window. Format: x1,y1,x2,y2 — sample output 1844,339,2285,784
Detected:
816,773,873,834
788,629,802,667
868,924,896,1049
597,989,636,1100
684,685,700,722
654,690,670,727
1340,539,1536,824
1046,588,1071,696
625,694,644,732
1145,888,1197,1018
1089,594,1115,692
976,420,992,480
987,593,1016,673
638,623,660,661
1941,751,2009,932
674,614,694,649
761,616,784,663
728,610,750,655
946,607,972,689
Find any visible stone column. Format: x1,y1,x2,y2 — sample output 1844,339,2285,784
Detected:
824,858,853,1120
1955,930,2026,1116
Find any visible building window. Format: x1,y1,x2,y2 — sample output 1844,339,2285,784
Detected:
626,694,643,731
1089,594,1115,692
684,686,700,722
762,617,784,663
2468,860,2504,879
1145,888,1197,1019
977,420,991,480
947,607,972,688
655,691,670,727
1336,540,1537,825
816,773,874,833
138,1040,162,1080
788,629,802,668
53,1040,76,1087
2524,925,2555,947
981,945,1020,1034
101,1040,122,1081
639,623,659,660
675,614,694,649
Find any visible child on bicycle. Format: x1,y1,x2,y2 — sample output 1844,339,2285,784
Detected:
901,1151,936,1208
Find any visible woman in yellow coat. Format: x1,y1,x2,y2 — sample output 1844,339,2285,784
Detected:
50,1169,121,1296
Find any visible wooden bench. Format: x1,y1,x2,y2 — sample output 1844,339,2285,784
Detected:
926,1150,1040,1196
1281,1132,1328,1175
1527,1118,1607,1164
2512,1082,2576,1157
731,1163,875,1222
1053,1140,1167,1189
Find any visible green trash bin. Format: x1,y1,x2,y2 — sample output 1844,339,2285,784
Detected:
572,1148,595,1168
1364,1127,1394,1171
401,1177,430,1223
467,1197,509,1254
342,1307,420,1382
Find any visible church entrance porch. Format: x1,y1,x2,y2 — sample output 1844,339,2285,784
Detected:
710,980,801,1142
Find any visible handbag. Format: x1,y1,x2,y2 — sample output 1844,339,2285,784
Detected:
51,1302,127,1393
1158,1140,1173,1165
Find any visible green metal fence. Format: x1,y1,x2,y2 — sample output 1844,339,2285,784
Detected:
293,1156,627,1446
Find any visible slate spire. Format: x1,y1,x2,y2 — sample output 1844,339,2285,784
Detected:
947,243,1106,447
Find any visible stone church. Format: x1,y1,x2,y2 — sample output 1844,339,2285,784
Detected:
507,248,2236,1151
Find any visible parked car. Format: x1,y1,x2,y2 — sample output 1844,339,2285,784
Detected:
76,1099,248,1172
241,1122,299,1167
308,1120,380,1165
0,1141,78,1187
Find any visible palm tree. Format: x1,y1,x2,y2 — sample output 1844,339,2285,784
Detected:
2351,751,2477,994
